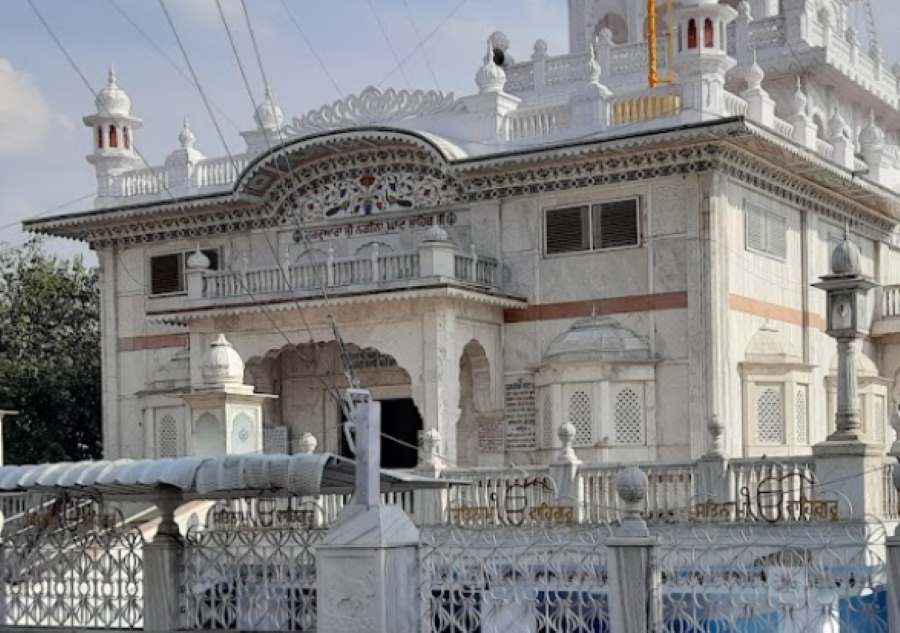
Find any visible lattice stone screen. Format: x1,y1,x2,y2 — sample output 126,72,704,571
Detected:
542,392,554,448
568,390,593,447
613,384,643,445
157,414,178,458
795,385,809,445
756,385,785,444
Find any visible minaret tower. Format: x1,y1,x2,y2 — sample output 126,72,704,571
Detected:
82,66,143,200
668,0,737,122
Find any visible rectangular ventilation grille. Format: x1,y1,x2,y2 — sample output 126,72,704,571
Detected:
594,199,639,249
546,206,589,255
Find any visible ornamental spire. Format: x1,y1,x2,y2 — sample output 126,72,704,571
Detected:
475,38,506,94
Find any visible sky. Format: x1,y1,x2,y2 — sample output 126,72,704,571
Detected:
0,0,898,263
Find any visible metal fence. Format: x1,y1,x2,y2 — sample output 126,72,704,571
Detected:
1,499,144,629
180,498,327,631
420,525,613,633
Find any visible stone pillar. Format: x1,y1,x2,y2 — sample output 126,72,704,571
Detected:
185,247,210,300
422,306,459,464
414,429,447,524
317,389,420,633
143,493,183,633
835,337,862,437
607,467,660,633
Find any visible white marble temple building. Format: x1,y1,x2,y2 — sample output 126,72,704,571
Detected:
25,0,900,470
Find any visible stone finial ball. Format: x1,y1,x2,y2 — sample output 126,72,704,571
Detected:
616,466,648,504
557,422,576,445
298,432,318,454
831,236,861,275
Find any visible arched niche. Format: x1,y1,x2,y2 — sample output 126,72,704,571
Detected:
193,412,225,457
456,339,498,467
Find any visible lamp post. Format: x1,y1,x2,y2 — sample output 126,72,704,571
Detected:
812,230,876,442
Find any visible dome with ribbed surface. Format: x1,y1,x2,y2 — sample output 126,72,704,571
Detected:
544,315,652,363
201,334,246,386
831,235,861,275
95,66,132,117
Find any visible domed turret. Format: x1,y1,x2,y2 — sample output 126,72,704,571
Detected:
201,334,246,388
83,66,144,201
254,85,284,131
544,314,653,363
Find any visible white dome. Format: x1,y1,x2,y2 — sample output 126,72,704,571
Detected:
95,66,132,118
201,334,246,386
544,315,652,363
254,86,284,131
186,247,210,270
745,325,799,363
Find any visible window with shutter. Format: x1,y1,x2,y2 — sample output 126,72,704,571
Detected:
150,253,184,295
546,206,589,255
745,203,786,259
593,199,639,249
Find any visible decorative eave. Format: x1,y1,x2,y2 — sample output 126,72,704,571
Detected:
24,119,900,247
145,282,528,326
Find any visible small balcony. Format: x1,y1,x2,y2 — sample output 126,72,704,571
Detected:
149,237,522,321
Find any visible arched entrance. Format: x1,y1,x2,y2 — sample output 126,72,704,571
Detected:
457,340,493,467
245,341,422,468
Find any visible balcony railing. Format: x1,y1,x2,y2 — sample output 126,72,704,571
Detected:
198,245,500,301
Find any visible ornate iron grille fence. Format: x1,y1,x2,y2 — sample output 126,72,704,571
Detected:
656,520,890,632
420,526,612,633
1,498,144,629
180,497,327,631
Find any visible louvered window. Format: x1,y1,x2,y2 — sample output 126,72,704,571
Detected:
546,206,589,255
593,199,639,249
150,249,219,296
545,198,640,256
745,203,786,259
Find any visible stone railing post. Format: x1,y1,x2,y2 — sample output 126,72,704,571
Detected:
418,225,456,278
143,492,184,633
185,247,211,300
697,416,730,503
607,467,660,633
414,429,446,525
370,243,380,283
326,246,335,287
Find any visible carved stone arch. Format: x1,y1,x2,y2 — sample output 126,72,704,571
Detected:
234,129,465,225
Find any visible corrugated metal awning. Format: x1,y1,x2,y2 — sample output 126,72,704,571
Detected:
0,453,452,501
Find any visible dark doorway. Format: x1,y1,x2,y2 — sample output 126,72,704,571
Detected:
340,398,423,469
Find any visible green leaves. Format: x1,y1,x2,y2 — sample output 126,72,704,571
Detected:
0,239,102,464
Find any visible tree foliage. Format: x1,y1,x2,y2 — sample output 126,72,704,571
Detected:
0,239,102,464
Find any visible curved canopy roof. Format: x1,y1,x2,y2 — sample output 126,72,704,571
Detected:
0,453,450,501
544,315,654,363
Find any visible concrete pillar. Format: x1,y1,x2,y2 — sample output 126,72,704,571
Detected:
143,493,183,633
418,226,456,278
607,467,660,633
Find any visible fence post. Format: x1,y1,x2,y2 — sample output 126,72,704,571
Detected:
143,492,184,633
414,429,446,525
696,415,730,503
607,467,660,633
549,422,584,523
317,390,420,633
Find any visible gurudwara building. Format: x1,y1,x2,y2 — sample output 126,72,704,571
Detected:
25,0,900,472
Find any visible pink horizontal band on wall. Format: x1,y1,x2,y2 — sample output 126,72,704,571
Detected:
504,291,688,324
728,294,826,331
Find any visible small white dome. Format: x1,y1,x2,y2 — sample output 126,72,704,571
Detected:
186,247,211,270
859,110,885,150
544,315,652,363
476,39,506,94
790,77,807,116
829,351,880,377
201,334,245,386
745,53,764,91
254,85,284,131
95,66,132,118
745,325,800,363
178,117,196,149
